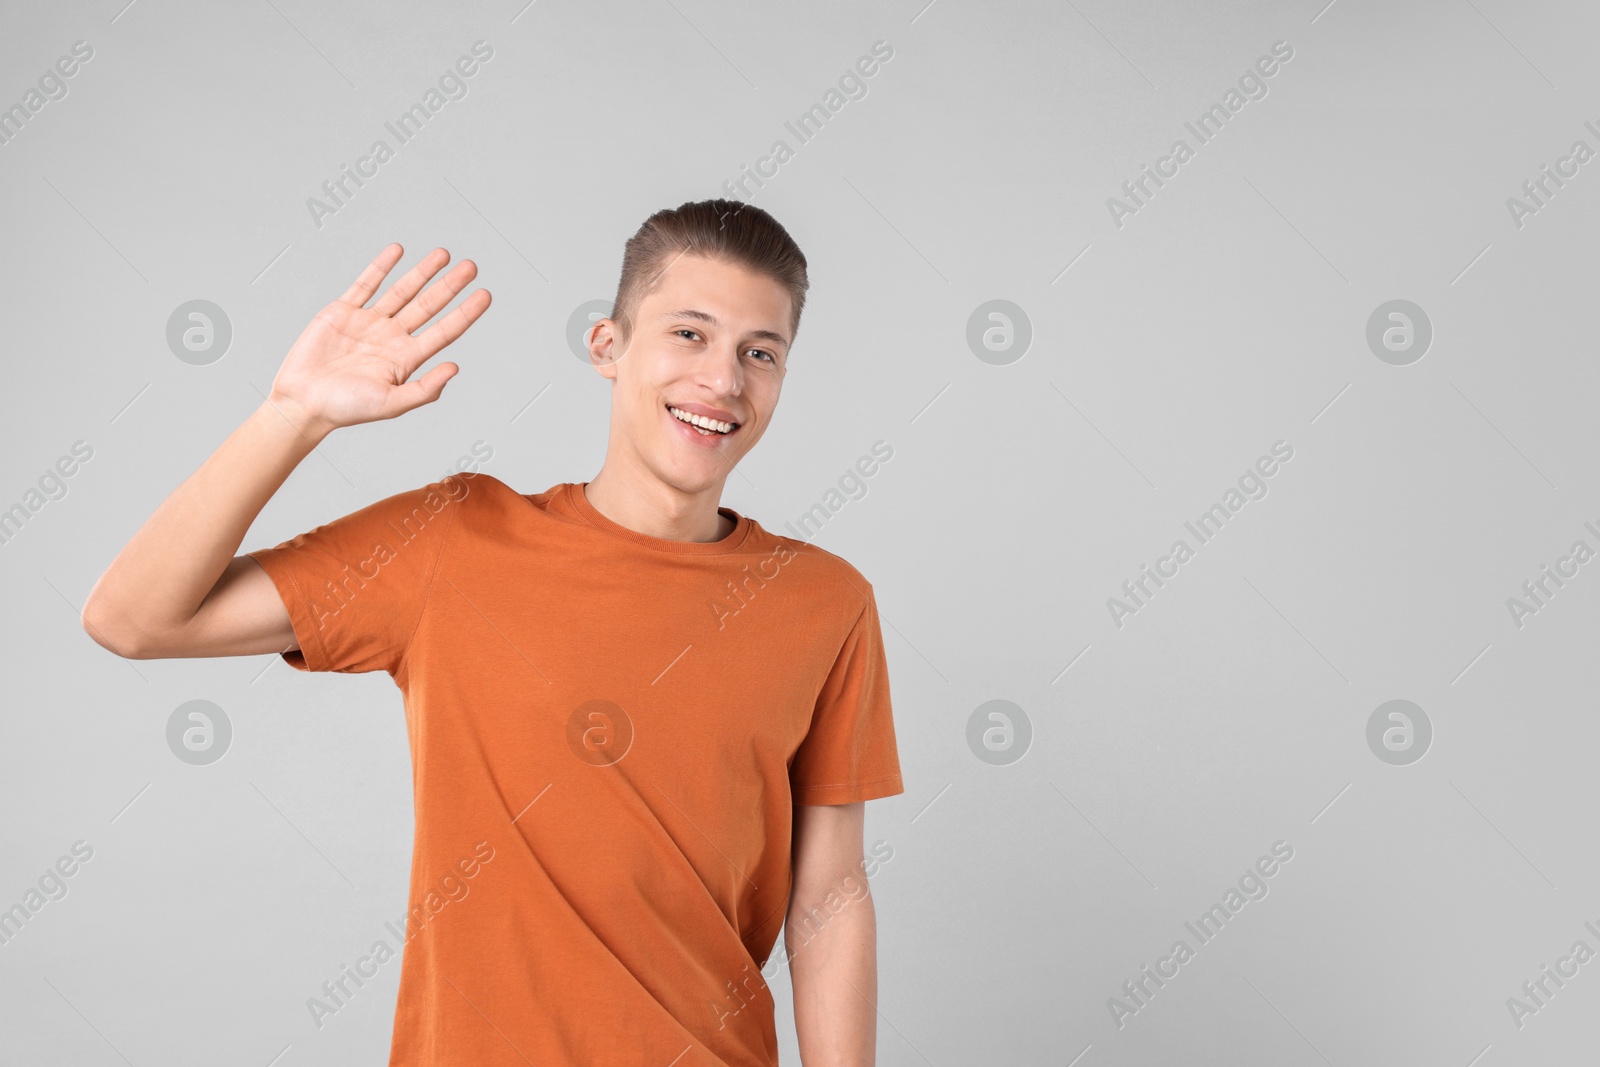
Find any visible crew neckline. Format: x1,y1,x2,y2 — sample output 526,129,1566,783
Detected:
565,482,753,555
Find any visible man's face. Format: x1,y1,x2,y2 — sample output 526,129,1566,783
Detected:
589,253,792,495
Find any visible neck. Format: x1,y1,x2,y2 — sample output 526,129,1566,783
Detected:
583,466,733,542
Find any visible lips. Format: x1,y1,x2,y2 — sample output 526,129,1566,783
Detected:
663,402,742,448
665,403,740,435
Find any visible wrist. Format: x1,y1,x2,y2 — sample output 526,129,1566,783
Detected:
260,392,334,446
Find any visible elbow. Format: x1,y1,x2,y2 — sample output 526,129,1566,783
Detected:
80,596,150,659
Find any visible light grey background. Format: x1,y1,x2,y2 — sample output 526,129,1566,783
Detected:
3,0,1597,1063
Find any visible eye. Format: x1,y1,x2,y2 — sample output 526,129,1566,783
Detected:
748,349,775,363
675,329,701,341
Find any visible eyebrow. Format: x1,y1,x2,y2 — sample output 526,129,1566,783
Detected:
657,308,790,351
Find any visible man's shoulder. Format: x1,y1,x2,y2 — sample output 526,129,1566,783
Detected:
378,470,504,519
409,472,595,539
418,470,542,514
744,521,876,615
350,471,523,545
433,469,511,503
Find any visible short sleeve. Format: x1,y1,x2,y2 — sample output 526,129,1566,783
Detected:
790,587,905,805
245,477,465,676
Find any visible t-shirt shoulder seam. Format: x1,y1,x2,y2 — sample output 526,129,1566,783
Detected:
396,480,468,678
783,537,849,566
844,590,870,631
773,537,872,607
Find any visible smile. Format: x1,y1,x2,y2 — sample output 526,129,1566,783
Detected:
666,405,739,436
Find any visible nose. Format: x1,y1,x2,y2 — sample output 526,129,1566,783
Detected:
697,340,743,398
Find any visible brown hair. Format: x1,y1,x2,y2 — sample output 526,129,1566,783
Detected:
608,199,809,353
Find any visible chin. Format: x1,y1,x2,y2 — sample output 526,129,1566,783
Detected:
649,459,722,496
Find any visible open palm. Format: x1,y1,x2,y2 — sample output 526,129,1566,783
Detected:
270,245,491,435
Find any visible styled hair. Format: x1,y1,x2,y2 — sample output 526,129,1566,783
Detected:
608,199,809,353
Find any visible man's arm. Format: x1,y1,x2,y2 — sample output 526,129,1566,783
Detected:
787,800,879,1067
81,244,487,659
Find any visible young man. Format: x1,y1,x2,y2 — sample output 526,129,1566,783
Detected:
81,199,905,1066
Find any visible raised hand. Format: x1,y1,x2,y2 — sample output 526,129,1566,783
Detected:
268,245,491,438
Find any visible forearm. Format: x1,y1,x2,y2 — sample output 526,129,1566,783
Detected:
83,395,326,641
787,890,879,1067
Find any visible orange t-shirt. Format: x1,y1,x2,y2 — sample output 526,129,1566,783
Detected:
246,472,904,1066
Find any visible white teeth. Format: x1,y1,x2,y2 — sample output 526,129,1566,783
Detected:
669,406,734,434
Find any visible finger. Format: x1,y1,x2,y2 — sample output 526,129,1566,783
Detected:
394,259,478,335
380,361,458,420
371,247,450,318
413,289,492,362
337,244,405,307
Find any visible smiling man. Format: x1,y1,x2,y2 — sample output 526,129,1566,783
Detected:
81,199,905,1067
581,232,792,543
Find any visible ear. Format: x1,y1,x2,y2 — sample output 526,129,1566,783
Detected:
588,318,624,381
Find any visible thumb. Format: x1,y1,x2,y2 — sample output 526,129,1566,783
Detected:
386,362,458,418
